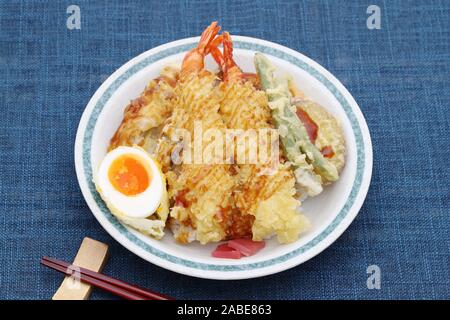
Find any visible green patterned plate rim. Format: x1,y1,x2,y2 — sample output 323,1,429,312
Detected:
82,39,365,272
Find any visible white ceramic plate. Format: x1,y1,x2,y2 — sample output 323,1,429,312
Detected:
74,36,372,280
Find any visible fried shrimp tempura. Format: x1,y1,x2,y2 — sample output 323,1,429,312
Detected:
210,32,309,243
157,22,250,244
165,73,240,244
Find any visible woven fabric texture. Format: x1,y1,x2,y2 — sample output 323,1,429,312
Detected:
0,0,449,299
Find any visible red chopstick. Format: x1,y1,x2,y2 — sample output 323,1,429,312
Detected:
41,256,174,300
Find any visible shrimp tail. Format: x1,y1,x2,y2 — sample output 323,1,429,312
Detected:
210,32,242,82
208,34,225,67
181,21,221,76
197,21,221,55
222,32,236,69
210,45,225,69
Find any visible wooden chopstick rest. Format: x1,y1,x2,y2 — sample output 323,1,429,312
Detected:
52,237,109,300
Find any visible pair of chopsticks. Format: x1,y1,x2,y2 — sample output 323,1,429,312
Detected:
41,256,174,300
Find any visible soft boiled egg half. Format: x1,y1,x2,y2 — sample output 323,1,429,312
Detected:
94,146,165,219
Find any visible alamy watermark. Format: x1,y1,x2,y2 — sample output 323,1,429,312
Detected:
66,5,81,30
169,121,280,172
367,5,381,29
366,264,381,289
66,265,82,290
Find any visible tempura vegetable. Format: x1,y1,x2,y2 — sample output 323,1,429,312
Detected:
254,53,339,188
109,66,179,154
292,99,346,175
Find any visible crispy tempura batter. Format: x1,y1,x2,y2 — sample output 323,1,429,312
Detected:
294,99,346,176
109,66,179,154
165,73,240,244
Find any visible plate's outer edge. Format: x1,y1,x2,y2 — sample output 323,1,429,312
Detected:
74,36,373,280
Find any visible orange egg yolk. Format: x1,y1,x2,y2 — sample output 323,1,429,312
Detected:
108,155,150,196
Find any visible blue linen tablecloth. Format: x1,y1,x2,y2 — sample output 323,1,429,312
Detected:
0,0,448,300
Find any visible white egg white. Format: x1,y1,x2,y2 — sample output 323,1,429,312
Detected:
95,146,164,219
